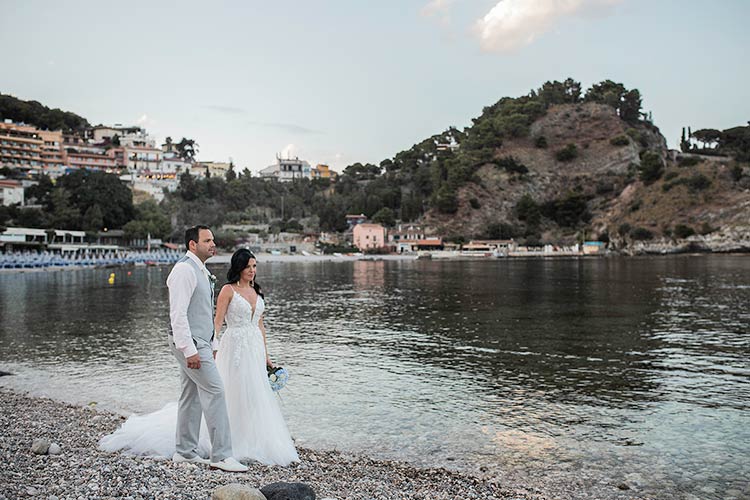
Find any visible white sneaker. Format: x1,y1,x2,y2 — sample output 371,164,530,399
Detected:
172,452,209,465
209,457,248,472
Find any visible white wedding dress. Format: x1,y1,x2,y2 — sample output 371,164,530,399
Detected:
99,292,299,466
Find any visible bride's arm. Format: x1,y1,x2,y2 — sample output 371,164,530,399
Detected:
213,285,233,342
259,316,273,368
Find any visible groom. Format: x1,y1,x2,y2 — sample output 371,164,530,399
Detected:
167,225,247,472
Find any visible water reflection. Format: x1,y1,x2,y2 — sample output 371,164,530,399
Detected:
1,255,749,499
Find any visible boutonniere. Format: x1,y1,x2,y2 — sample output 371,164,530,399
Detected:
208,274,217,285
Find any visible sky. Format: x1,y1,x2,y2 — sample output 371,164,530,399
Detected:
1,0,748,174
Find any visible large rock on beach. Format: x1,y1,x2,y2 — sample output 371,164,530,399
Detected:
260,482,315,500
48,443,62,455
212,483,266,500
30,438,51,454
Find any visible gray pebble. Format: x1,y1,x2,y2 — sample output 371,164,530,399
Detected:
212,483,266,500
48,443,62,455
31,438,51,455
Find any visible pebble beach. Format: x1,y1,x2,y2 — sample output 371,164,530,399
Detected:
0,387,548,500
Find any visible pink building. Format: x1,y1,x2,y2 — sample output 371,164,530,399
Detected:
353,223,386,251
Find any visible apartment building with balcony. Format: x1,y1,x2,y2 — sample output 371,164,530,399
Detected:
125,144,163,174
37,130,67,176
0,122,44,171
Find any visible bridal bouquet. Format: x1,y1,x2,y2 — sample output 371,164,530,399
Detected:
267,366,289,392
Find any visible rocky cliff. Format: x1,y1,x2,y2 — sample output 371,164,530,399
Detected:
424,102,750,253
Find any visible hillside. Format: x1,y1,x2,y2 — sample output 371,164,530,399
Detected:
0,93,90,132
419,100,750,253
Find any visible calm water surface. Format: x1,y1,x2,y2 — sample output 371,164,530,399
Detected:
1,256,749,499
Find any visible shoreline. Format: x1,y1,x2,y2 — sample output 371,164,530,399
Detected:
1,387,544,500
2,250,748,275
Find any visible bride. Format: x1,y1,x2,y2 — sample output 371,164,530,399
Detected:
100,249,299,466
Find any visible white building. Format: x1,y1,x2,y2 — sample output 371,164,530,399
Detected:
125,145,162,174
0,179,24,206
91,125,145,144
259,155,312,182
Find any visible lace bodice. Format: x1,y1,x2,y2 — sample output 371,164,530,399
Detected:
225,291,264,329
221,291,266,368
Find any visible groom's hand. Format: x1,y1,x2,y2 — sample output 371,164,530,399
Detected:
186,353,201,369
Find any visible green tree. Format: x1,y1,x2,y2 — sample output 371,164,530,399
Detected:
14,208,47,228
638,151,664,184
536,78,582,107
433,185,458,214
486,221,517,239
82,204,104,232
58,170,134,229
25,174,54,207
48,187,81,228
620,89,642,124
123,200,172,238
691,128,721,149
226,161,237,181
515,194,541,227
372,207,396,227
541,194,591,227
176,138,199,161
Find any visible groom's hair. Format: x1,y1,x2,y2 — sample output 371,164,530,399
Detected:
185,225,211,250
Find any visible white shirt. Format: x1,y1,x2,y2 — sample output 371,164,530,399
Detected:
166,251,218,357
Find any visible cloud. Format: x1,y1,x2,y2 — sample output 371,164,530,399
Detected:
421,0,455,26
280,143,300,159
248,121,322,135
203,105,246,115
474,0,622,53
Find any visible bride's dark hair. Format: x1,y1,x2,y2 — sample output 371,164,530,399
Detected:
226,248,264,299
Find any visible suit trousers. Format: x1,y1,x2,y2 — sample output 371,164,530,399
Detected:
171,341,233,462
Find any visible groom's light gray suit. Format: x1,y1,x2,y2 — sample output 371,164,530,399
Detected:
167,253,232,462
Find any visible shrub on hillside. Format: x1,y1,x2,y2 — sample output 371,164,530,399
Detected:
678,156,700,167
496,156,529,174
730,165,744,182
686,173,712,192
469,198,481,209
699,222,716,235
540,193,591,227
535,136,548,148
610,135,630,146
596,181,615,194
626,128,648,148
638,151,664,184
630,227,654,240
555,144,579,162
673,224,695,239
